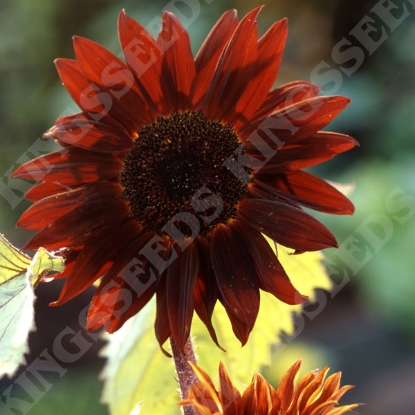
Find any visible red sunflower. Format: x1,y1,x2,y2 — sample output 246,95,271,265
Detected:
13,7,357,351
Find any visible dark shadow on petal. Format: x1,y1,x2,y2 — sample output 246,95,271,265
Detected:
155,273,172,356
254,172,355,215
24,196,129,250
166,240,199,351
54,218,143,306
210,224,259,345
194,237,222,349
237,198,338,252
230,220,307,305
86,232,159,332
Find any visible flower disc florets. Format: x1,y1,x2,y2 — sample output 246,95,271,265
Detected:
120,111,251,237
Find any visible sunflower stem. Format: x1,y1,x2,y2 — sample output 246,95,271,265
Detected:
170,336,198,415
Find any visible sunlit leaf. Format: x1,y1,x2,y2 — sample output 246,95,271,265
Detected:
101,301,178,415
0,234,32,281
193,242,333,388
0,234,64,377
29,247,66,287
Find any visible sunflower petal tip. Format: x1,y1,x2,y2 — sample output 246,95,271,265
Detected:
72,35,88,49
211,336,226,352
162,10,173,19
241,5,264,24
10,168,19,179
49,300,60,307
340,96,352,107
253,5,265,16
72,35,82,49
160,345,172,358
118,9,126,22
15,217,25,228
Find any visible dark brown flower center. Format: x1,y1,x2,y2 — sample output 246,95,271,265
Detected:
120,112,251,238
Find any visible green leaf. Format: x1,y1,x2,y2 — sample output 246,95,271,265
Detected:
193,242,333,389
0,234,32,280
101,300,179,415
0,234,65,377
29,247,66,286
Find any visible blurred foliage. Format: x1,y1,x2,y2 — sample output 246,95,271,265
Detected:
24,368,108,415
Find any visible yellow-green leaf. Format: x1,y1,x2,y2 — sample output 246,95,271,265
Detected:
28,247,66,286
0,234,65,377
0,234,31,281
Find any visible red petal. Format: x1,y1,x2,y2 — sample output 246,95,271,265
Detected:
104,277,157,334
210,224,259,344
153,241,177,352
166,241,199,350
158,12,195,111
193,237,221,348
55,59,137,133
49,247,82,281
24,182,74,202
17,181,122,230
86,231,157,333
255,132,358,174
24,197,129,250
73,36,155,127
54,219,143,305
118,10,164,114
219,296,253,346
233,18,288,127
237,198,338,251
241,96,351,149
199,7,262,122
191,10,238,106
53,111,128,134
250,81,322,123
155,274,172,352
55,59,94,110
256,171,355,215
230,221,307,305
13,147,123,185
44,117,133,153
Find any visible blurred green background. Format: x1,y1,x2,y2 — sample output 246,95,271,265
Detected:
1,0,415,413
